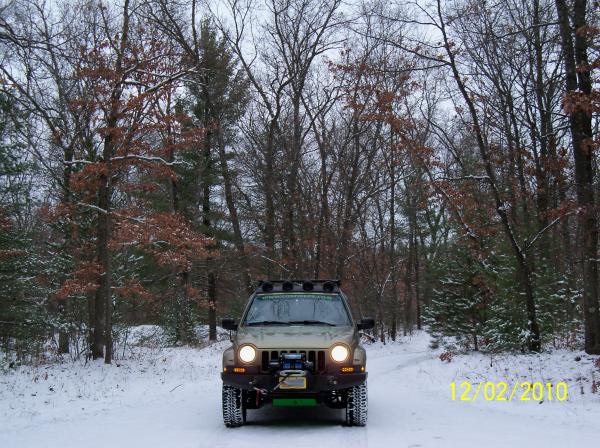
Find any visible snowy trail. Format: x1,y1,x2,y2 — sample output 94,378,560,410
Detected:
2,335,600,448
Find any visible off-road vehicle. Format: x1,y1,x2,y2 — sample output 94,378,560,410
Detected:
220,279,374,427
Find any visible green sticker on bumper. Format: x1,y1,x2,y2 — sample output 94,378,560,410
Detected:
272,398,317,407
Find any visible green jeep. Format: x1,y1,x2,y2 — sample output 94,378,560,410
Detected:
220,280,375,427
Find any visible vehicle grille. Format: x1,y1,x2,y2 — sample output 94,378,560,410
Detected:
260,349,326,372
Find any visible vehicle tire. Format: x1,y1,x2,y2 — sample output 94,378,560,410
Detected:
222,385,246,427
345,382,368,426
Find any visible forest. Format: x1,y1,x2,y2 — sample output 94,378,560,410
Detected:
1,0,599,365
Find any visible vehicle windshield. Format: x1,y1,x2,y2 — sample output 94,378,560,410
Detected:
243,293,352,327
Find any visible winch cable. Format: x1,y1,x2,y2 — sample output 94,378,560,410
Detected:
272,371,295,392
253,371,298,396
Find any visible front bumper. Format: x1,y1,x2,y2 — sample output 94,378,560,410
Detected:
221,371,367,392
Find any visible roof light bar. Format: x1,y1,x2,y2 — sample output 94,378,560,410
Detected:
255,280,341,293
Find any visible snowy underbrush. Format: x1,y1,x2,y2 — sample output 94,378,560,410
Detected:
116,324,230,349
429,347,600,402
1,324,232,369
0,337,230,431
112,324,230,360
361,330,432,359
0,323,233,431
386,331,600,423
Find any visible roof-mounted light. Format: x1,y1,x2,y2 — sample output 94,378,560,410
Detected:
323,281,335,293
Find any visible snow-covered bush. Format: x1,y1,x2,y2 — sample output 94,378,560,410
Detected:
424,244,581,353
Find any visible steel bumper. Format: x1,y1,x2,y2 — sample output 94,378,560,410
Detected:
221,371,367,392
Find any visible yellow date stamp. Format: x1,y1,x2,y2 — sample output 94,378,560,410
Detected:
450,381,568,401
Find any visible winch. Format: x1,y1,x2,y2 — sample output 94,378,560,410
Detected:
269,352,314,372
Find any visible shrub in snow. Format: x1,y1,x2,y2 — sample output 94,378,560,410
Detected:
424,243,581,353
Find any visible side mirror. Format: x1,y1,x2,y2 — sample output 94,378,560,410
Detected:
221,318,238,331
357,317,375,331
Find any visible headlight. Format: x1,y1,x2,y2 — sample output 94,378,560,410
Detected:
330,344,349,363
238,345,256,363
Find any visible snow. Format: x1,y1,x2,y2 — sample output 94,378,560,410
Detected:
1,330,599,447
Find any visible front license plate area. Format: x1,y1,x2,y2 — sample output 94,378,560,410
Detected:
279,376,307,389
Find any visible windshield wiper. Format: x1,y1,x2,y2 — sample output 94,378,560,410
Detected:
287,320,337,326
246,320,290,326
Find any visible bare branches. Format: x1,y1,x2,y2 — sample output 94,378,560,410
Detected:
440,175,491,182
64,155,191,167
524,209,576,253
109,155,192,167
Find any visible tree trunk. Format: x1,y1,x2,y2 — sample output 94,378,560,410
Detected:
94,159,112,363
264,121,276,276
91,134,114,362
415,235,422,330
207,271,217,341
92,287,105,359
283,96,302,276
389,138,398,340
335,119,361,279
96,0,130,365
203,121,218,342
58,328,69,355
404,214,414,336
314,142,330,279
179,270,192,343
217,133,253,295
58,145,74,355
555,0,600,354
532,0,550,229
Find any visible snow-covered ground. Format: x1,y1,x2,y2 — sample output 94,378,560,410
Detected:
1,331,599,447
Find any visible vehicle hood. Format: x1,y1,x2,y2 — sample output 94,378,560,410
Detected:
235,325,355,349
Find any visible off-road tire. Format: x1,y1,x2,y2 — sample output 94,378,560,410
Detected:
345,382,368,426
222,385,246,427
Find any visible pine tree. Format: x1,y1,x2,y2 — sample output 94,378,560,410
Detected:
177,21,250,342
0,92,50,363
424,245,491,351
